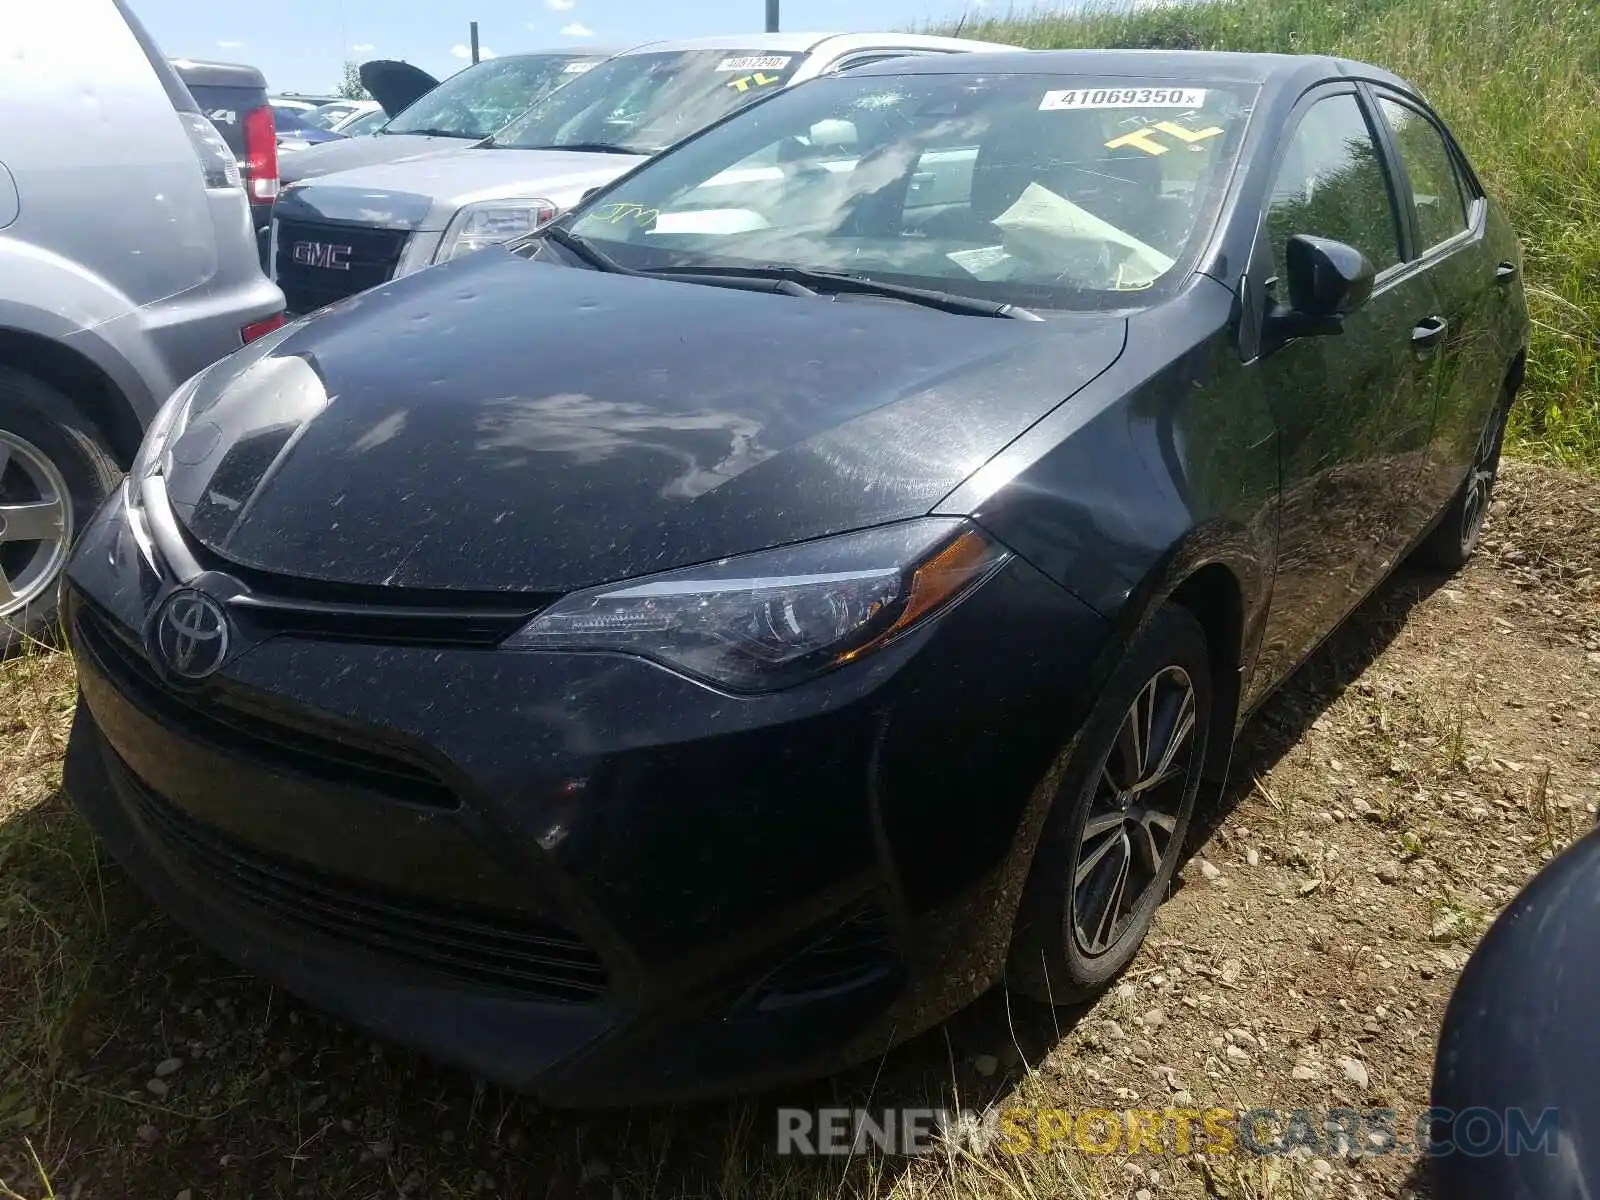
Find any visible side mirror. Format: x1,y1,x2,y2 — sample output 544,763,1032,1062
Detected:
1267,234,1376,340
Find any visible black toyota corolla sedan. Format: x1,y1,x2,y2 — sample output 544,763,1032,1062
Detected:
61,50,1528,1104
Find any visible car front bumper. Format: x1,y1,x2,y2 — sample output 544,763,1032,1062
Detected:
61,486,1112,1104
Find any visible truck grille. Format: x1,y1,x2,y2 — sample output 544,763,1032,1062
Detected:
274,218,409,313
117,754,608,1003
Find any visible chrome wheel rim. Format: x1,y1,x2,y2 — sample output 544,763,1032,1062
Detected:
0,431,72,623
1460,408,1502,550
1072,665,1196,957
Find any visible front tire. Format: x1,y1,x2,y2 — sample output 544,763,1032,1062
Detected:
1008,604,1212,1005
0,368,122,653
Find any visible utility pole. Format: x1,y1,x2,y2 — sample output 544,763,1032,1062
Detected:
470,21,481,64
765,0,779,32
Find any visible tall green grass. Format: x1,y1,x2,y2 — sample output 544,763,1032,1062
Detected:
933,0,1600,470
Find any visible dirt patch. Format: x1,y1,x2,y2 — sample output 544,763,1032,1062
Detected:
2,461,1597,1200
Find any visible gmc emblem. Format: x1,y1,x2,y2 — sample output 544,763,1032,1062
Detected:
291,241,353,270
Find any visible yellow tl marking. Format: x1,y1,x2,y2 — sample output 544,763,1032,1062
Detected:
1154,120,1224,143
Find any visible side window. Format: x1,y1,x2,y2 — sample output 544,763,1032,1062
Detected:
1264,93,1402,280
1377,97,1469,251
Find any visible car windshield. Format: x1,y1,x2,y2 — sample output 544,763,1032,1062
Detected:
386,53,605,139
306,103,356,130
490,49,809,155
339,108,388,136
562,72,1256,310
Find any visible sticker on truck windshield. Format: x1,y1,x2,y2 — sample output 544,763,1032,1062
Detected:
716,55,792,71
1039,87,1207,111
563,61,597,73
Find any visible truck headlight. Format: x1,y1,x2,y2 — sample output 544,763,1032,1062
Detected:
436,199,559,264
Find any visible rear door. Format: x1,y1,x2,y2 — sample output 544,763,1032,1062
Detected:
1367,89,1505,534
1244,86,1435,695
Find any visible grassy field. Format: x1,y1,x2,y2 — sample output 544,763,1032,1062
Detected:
936,0,1600,470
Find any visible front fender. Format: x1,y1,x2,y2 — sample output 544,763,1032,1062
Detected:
938,276,1279,662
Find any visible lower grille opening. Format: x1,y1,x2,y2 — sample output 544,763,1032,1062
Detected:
117,757,607,1003
73,598,461,812
745,906,897,1013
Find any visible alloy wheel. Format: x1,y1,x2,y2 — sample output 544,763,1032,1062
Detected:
1460,406,1504,551
0,431,72,623
1071,665,1197,956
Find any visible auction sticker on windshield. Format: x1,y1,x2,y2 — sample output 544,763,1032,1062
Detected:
1039,87,1207,110
717,56,792,71
563,61,596,73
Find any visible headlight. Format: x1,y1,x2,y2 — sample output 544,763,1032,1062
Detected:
129,375,203,485
436,199,559,264
504,519,1009,692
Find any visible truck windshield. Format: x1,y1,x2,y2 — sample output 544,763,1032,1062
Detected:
491,50,808,156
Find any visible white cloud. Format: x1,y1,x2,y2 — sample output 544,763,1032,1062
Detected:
450,43,499,58
546,0,577,10
351,42,376,52
217,39,245,49
560,21,594,37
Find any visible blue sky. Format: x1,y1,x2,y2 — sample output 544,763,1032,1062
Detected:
139,0,1005,93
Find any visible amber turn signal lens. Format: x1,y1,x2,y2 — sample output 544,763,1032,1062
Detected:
836,528,1004,664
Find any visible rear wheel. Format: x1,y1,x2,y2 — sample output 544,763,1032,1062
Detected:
0,368,122,653
1008,604,1212,1004
1415,386,1512,572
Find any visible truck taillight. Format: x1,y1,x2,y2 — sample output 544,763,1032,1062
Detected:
242,105,279,204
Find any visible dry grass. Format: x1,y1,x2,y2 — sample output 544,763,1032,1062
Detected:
1,461,1597,1199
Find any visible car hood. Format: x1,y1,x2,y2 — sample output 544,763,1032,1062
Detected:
278,147,646,229
278,133,480,187
163,251,1126,594
359,59,440,116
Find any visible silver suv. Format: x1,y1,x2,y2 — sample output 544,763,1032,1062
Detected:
0,0,285,649
272,33,1017,314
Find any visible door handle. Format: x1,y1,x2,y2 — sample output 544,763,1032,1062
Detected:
1494,261,1518,284
1412,315,1449,355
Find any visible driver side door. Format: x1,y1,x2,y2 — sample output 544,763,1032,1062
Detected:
1244,86,1439,701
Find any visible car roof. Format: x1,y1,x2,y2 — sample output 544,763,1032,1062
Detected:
846,47,1412,91
612,32,1019,54
170,57,268,89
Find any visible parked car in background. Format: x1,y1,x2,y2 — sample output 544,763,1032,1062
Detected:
330,103,387,135
271,103,346,153
0,0,283,650
59,48,1526,1102
271,32,1015,313
269,97,320,118
277,52,611,187
174,58,279,259
309,98,380,130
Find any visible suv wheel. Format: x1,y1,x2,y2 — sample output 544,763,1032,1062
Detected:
0,368,122,653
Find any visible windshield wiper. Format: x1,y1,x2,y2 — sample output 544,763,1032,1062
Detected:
541,226,626,272
540,228,816,297
647,264,1042,320
387,127,479,139
496,141,642,155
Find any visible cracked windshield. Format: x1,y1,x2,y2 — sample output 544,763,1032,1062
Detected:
563,73,1254,309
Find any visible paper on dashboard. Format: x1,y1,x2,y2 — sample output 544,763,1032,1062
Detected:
992,182,1174,285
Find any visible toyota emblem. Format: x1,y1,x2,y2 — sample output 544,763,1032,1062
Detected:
153,589,231,680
